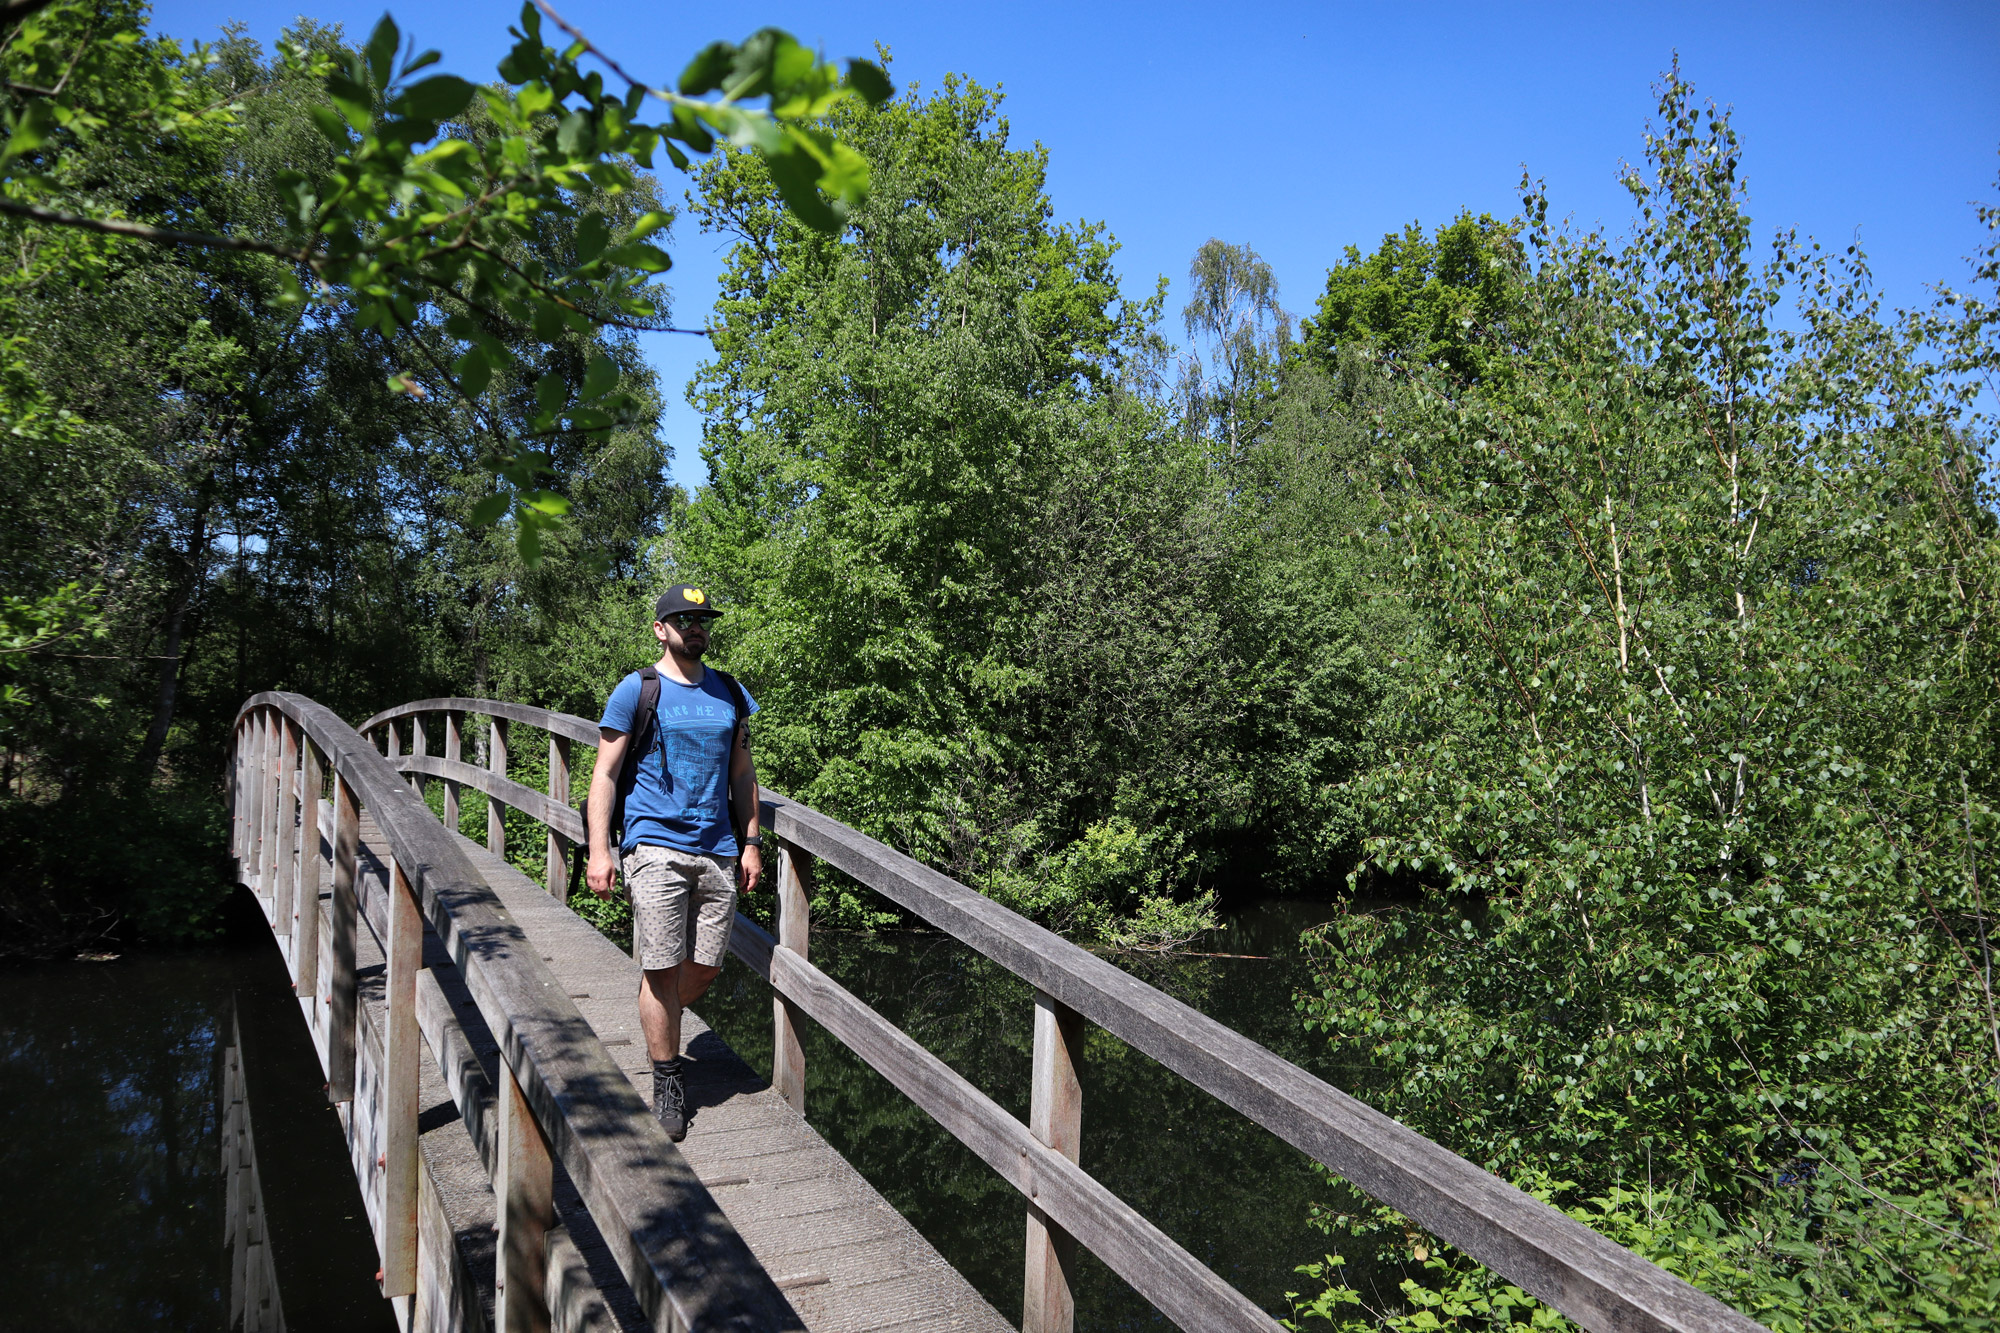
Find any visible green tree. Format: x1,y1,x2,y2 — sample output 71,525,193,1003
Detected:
0,0,892,557
1294,70,2000,1330
0,15,692,947
1181,237,1289,454
677,74,1229,940
1297,211,1513,382
1217,349,1398,891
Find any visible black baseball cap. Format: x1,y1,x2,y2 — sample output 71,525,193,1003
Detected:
655,584,724,621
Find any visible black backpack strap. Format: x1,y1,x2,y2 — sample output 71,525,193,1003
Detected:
712,669,750,844
712,668,749,738
618,666,662,808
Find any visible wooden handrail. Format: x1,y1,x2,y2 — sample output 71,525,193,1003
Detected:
341,694,1768,1333
728,914,1276,1329
228,693,801,1331
760,788,1763,1333
392,753,586,845
360,696,600,748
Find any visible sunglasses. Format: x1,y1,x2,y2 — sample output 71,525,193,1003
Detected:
662,612,711,630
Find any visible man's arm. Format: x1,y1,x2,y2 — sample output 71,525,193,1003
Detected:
730,720,762,894
586,729,629,898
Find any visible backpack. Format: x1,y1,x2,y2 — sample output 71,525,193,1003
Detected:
570,665,750,896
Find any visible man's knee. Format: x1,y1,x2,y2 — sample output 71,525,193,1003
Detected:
680,960,722,1002
641,964,683,1002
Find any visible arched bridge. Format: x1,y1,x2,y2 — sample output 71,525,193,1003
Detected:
225,689,1765,1333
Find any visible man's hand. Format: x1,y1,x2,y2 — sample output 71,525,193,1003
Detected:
739,844,763,894
587,850,617,898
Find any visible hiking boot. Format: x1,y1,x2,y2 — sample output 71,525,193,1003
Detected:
652,1059,688,1142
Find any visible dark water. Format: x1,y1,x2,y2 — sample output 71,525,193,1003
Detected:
697,897,1349,1330
0,891,397,1332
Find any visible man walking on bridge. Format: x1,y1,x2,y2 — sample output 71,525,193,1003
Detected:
585,586,762,1142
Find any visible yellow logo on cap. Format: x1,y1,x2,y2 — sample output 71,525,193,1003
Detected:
685,588,706,604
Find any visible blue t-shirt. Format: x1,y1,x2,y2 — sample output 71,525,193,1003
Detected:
598,668,759,856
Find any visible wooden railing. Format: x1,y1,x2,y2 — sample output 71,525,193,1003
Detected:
354,695,1768,1333
227,693,801,1332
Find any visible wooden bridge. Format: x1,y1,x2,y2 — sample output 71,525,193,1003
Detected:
226,689,1766,1333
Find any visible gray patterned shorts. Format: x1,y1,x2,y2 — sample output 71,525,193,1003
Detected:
621,843,739,972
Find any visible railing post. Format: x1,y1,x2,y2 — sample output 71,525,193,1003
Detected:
326,772,361,1102
263,712,288,908
380,855,423,1298
383,718,400,765
546,735,570,900
1023,991,1084,1333
443,711,463,834
773,841,810,1114
295,740,323,1005
272,721,300,938
488,715,509,858
409,712,428,797
250,711,273,895
231,721,247,871
230,722,243,866
496,1060,554,1333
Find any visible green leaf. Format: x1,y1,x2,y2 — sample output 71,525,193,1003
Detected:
497,32,545,84
845,59,893,107
725,29,783,98
534,371,566,417
531,303,567,340
3,102,55,159
306,103,352,148
763,141,840,233
454,347,491,397
556,109,593,157
521,489,572,516
575,212,610,265
766,34,814,94
628,210,672,242
515,81,554,116
468,492,509,525
815,135,871,206
679,40,735,95
326,73,373,132
390,75,476,123
364,14,401,92
669,104,714,154
603,243,671,274
580,352,618,401
517,520,542,565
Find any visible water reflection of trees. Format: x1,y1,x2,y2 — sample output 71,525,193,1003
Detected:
0,956,229,1329
0,929,399,1333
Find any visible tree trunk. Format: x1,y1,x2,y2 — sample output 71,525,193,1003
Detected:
133,490,211,785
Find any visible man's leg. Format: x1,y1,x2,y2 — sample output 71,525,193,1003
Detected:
638,963,684,1063
625,845,694,1140
680,854,740,1012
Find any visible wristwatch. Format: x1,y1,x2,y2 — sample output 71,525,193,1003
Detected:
742,835,765,850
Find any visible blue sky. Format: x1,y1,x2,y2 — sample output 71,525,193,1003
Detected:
152,0,2000,491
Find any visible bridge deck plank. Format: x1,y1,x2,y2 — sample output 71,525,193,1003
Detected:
438,830,1013,1333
